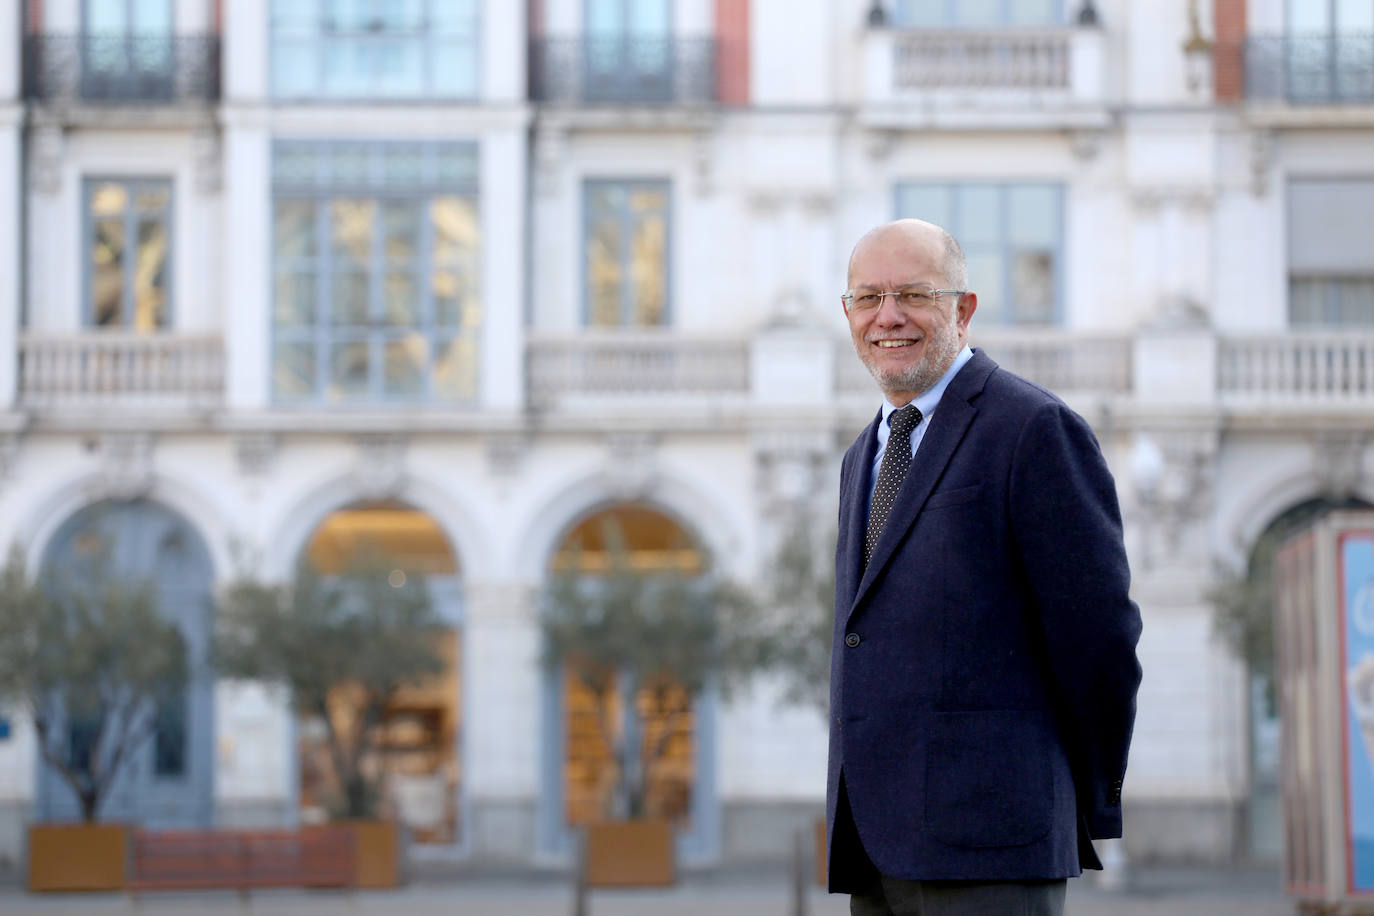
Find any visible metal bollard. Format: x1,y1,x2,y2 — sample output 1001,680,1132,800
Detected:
790,826,809,916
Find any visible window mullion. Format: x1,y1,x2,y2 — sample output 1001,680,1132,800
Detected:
123,182,138,329
620,185,635,327
420,193,435,400
317,195,333,401
370,186,385,402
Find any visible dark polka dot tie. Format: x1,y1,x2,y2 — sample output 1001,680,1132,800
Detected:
864,405,922,569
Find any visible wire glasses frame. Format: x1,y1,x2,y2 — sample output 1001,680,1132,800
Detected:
841,287,967,315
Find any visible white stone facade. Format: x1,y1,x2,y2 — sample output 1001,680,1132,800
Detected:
0,0,1371,871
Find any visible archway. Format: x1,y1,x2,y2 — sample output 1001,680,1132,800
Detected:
297,501,464,846
541,502,718,859
38,499,214,827
1219,496,1372,860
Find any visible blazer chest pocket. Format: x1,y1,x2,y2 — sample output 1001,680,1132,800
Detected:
924,484,982,510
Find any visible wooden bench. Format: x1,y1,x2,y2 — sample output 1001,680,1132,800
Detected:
127,828,355,891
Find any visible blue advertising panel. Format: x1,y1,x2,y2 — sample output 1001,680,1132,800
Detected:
1342,532,1374,894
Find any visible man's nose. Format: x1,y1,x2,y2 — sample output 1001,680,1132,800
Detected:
873,293,907,325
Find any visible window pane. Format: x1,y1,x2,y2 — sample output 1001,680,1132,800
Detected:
1289,279,1326,325
275,272,317,326
132,0,173,33
432,197,478,262
957,0,1003,26
92,219,125,326
153,693,187,778
91,182,128,217
331,199,374,267
274,341,316,398
134,220,169,331
587,217,624,326
382,147,425,188
384,201,420,262
329,341,370,398
895,184,951,230
896,0,946,26
433,270,460,326
331,272,371,325
1335,279,1374,325
587,0,623,33
956,186,1000,245
965,252,1003,321
1338,0,1374,31
135,184,170,213
273,0,318,33
1008,185,1058,246
385,272,418,325
433,39,478,96
630,208,667,326
276,200,318,259
1011,251,1055,324
433,0,478,33
434,334,478,400
384,334,426,396
331,147,371,188
1007,0,1058,25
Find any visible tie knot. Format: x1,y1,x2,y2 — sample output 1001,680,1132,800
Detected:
889,405,922,438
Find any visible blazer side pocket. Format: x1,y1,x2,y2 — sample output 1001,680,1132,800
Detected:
924,484,983,510
924,709,1053,848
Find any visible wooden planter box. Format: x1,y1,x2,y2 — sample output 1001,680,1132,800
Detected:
309,820,401,888
28,823,129,892
815,817,827,887
584,819,676,888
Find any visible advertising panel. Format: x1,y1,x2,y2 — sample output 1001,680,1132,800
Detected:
1342,530,1374,895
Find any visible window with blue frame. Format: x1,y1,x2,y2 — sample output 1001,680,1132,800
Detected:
892,0,1063,27
895,182,1064,326
272,141,482,403
583,180,670,327
86,178,172,331
271,0,479,99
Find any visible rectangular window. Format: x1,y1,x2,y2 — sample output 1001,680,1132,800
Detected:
271,0,479,100
272,141,482,404
1288,179,1374,327
583,180,670,327
85,178,172,331
895,182,1063,326
893,0,1062,27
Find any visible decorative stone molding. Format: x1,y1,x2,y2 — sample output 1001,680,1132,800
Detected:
1069,128,1105,161
692,129,715,197
1248,129,1273,198
485,431,529,478
233,432,279,478
87,432,155,501
0,434,18,486
534,124,566,198
752,430,831,518
599,432,658,499
801,192,835,218
865,128,898,161
29,124,64,196
352,434,409,501
746,191,783,217
1129,427,1219,568
1313,432,1367,501
192,126,222,194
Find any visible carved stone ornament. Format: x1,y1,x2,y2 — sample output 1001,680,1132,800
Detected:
192,127,223,194
233,432,279,478
1313,432,1367,501
599,431,658,499
1249,129,1273,198
352,434,409,501
753,429,830,516
534,123,566,198
485,431,529,477
693,129,715,197
87,432,155,501
29,124,64,196
1070,128,1105,161
1130,427,1218,568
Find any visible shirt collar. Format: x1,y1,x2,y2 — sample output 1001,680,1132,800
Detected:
879,345,974,426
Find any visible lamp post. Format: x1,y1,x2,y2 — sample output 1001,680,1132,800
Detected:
1182,0,1214,95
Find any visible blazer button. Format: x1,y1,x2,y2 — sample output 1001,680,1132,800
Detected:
844,633,861,648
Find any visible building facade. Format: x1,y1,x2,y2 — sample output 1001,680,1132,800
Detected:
0,0,1371,871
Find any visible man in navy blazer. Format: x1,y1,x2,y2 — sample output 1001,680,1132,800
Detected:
827,219,1142,915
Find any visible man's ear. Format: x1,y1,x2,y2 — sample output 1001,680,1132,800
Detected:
956,292,978,330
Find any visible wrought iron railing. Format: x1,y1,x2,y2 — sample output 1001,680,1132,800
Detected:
1245,32,1374,104
24,34,221,104
527,332,748,406
19,332,224,409
529,37,717,104
892,29,1071,90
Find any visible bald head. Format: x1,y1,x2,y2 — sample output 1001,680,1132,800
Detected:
846,219,968,292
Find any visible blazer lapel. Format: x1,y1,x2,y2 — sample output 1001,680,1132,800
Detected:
838,410,882,609
846,351,997,623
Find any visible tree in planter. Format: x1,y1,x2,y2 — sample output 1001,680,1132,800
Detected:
214,550,447,820
541,526,764,823
0,546,187,822
761,522,837,721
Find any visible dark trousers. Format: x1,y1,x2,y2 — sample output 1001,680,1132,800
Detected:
834,775,1067,916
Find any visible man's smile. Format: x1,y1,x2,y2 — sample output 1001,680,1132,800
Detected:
872,338,920,348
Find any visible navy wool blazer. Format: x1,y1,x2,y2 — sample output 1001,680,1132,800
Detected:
827,349,1142,888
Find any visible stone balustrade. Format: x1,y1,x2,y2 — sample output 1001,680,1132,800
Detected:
1218,334,1374,406
18,332,224,410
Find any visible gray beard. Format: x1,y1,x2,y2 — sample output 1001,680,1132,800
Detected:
860,324,962,398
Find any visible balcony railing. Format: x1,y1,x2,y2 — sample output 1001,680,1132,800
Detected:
527,332,748,406
862,27,1105,113
836,331,1132,397
1218,334,1374,405
19,333,224,410
529,37,717,105
24,34,221,104
1245,33,1374,104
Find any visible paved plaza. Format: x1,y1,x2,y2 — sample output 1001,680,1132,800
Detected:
0,866,1297,916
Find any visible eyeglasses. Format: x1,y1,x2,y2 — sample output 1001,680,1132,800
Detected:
841,287,966,315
